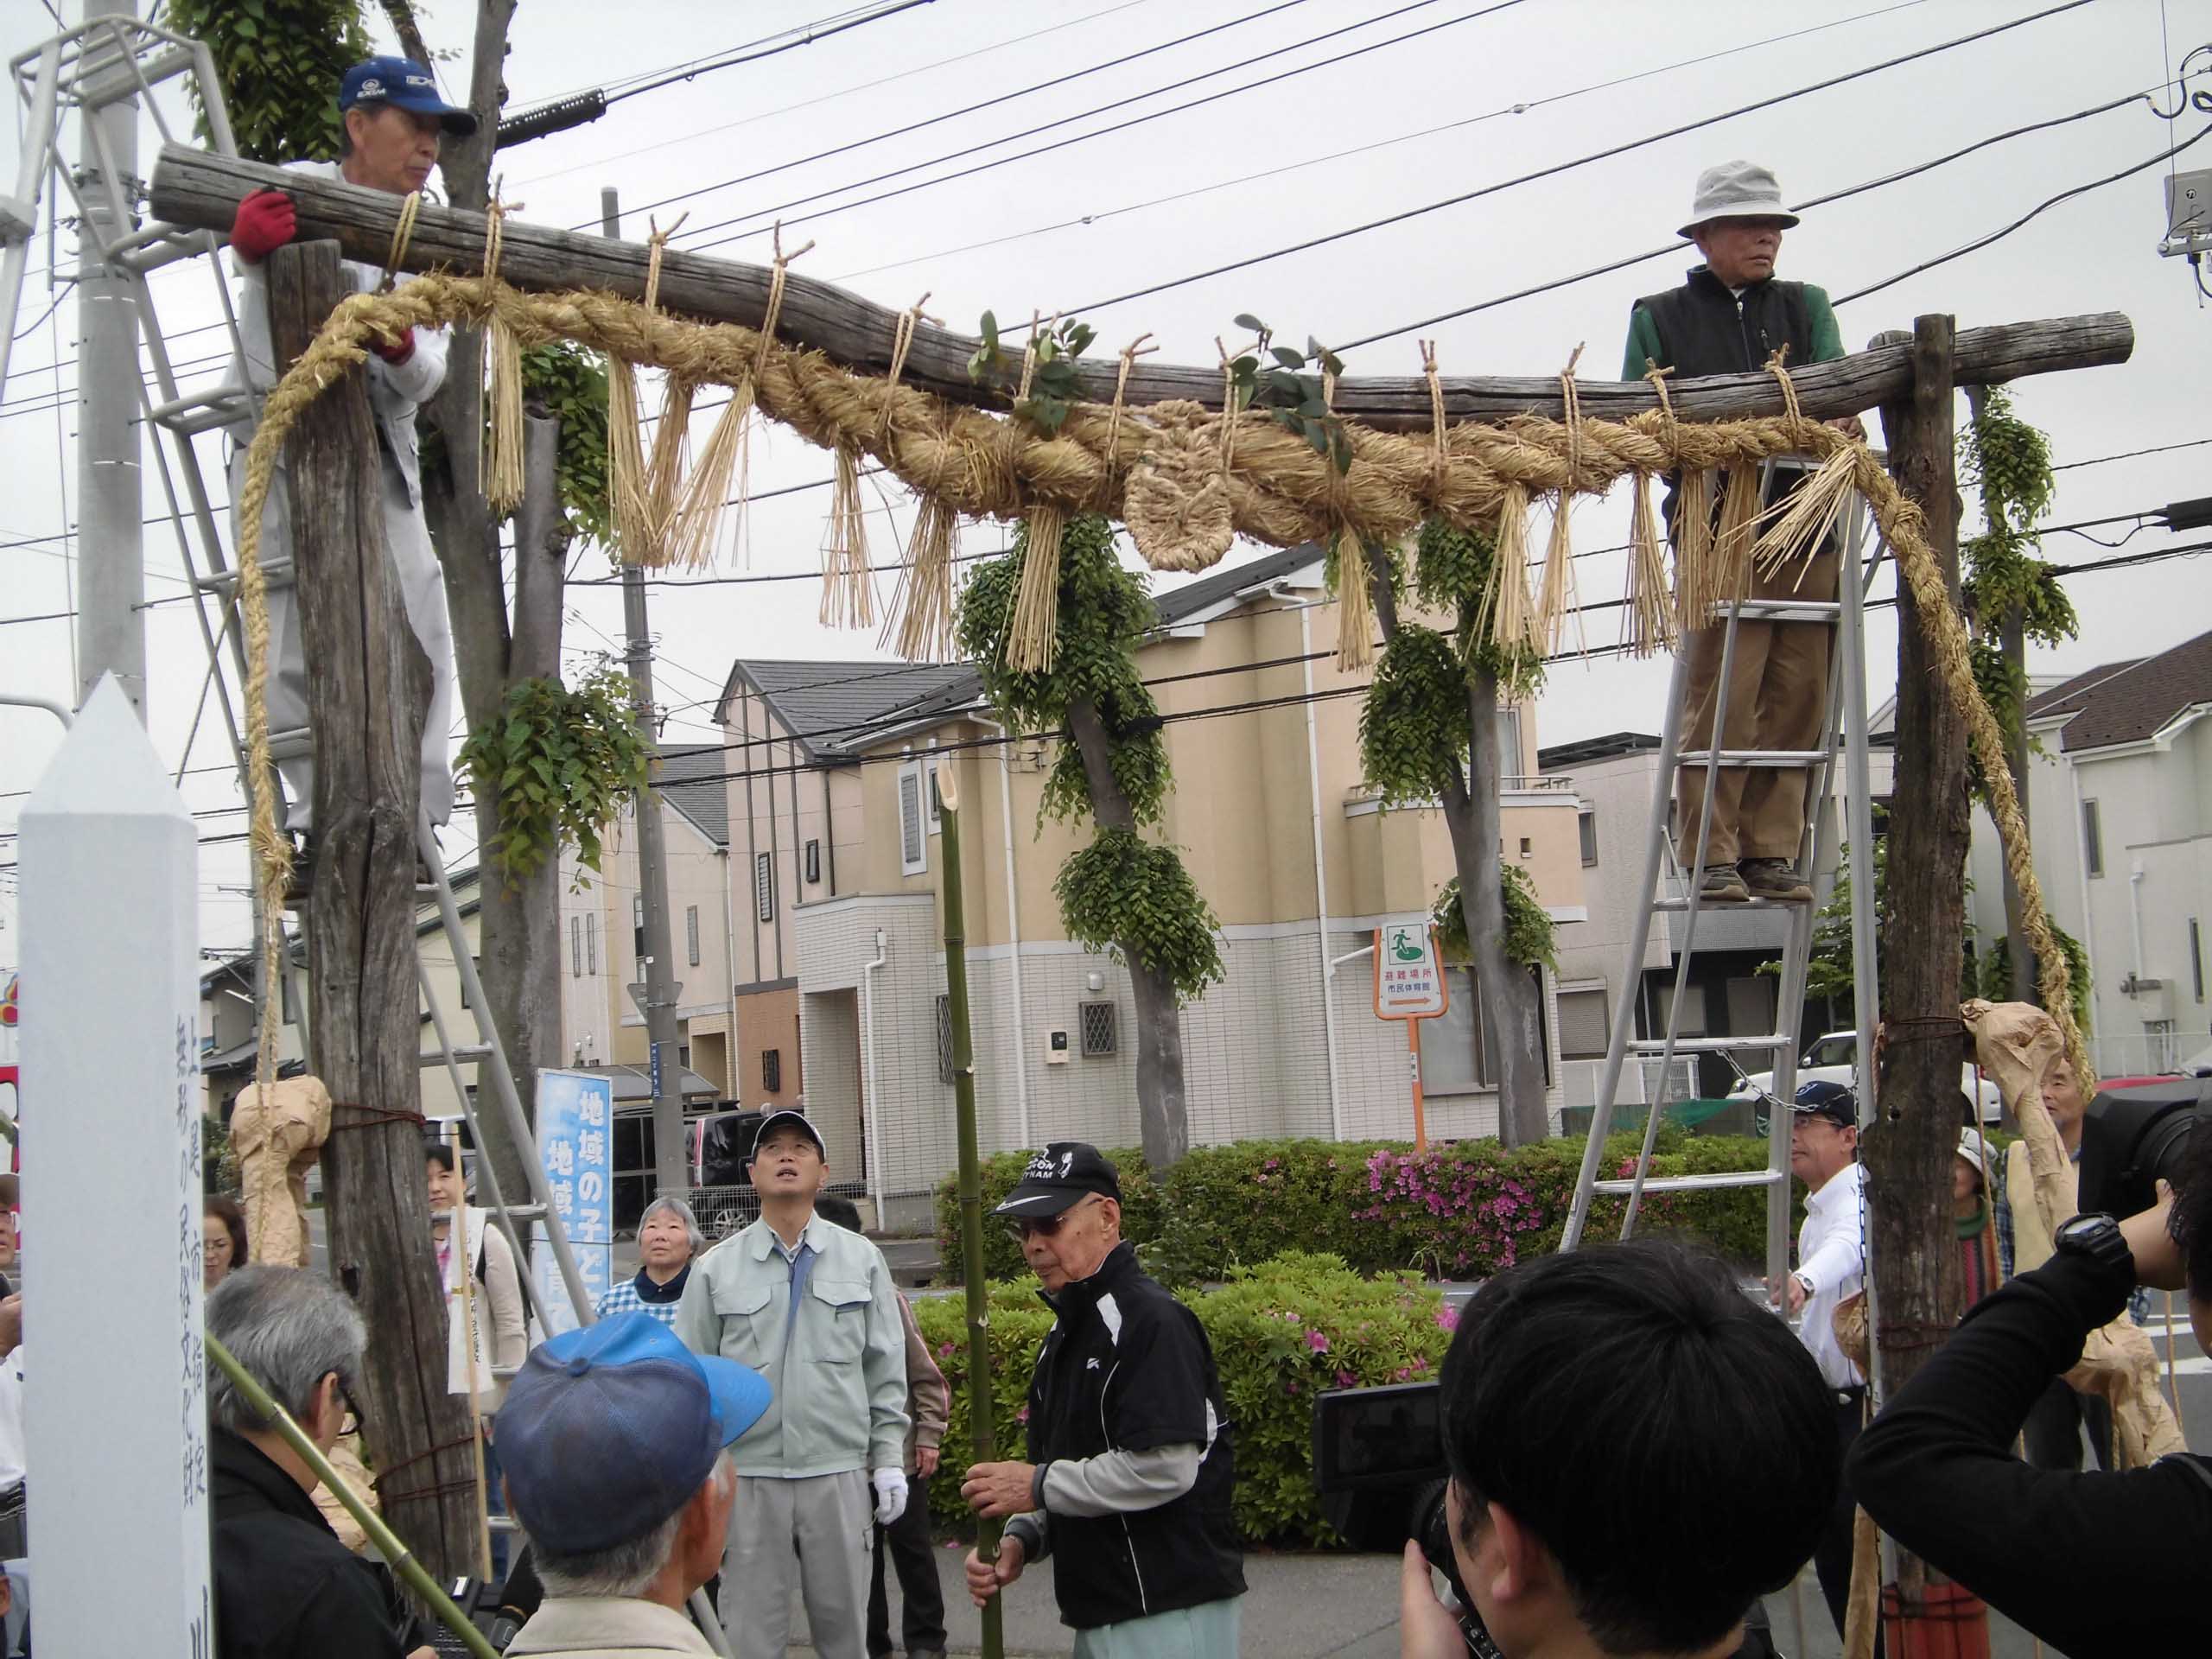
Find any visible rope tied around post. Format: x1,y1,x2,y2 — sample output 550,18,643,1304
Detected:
1535,344,1586,655
1753,348,1859,589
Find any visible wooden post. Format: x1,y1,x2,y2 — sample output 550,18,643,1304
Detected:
1866,315,1987,1648
17,677,211,1658
268,238,480,1577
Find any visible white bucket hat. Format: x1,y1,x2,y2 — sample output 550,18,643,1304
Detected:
1679,160,1801,239
1955,1125,1991,1173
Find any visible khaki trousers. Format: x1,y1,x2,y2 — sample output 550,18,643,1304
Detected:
1676,543,1839,867
721,1468,874,1659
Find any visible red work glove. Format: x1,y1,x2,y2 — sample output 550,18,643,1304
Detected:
229,188,296,264
372,326,416,366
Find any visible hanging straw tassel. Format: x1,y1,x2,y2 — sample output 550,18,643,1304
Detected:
1477,482,1535,653
818,443,876,630
1006,501,1066,673
1533,345,1585,654
1625,469,1677,657
1751,349,1859,588
1674,464,1717,626
481,190,527,514
876,295,968,660
1714,460,1762,603
1333,531,1376,671
606,217,688,565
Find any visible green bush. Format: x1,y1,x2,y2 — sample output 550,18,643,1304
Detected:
938,1133,1787,1287
932,1146,1160,1284
912,1252,1454,1545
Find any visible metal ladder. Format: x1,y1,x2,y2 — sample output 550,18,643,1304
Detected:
1559,485,1885,1294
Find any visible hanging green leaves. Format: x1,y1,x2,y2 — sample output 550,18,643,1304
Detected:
456,663,652,890
1226,313,1351,474
167,0,373,164
1431,868,1557,973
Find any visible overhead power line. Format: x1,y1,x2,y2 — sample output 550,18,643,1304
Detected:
678,0,1530,255
1066,0,2099,319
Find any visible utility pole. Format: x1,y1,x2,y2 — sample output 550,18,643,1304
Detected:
601,186,688,1206
74,0,144,718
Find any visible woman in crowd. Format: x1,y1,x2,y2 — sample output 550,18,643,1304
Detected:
425,1141,527,1405
1953,1124,2001,1311
204,1195,248,1294
594,1195,702,1325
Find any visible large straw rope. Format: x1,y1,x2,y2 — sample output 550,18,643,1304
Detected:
236,273,2089,1103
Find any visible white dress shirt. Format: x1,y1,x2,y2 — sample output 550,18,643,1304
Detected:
1796,1160,1867,1389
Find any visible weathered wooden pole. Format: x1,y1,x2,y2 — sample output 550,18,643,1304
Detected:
1865,315,1986,1649
18,677,211,1657
937,766,1006,1659
267,238,480,1577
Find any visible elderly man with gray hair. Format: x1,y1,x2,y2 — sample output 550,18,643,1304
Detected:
208,1265,429,1659
499,1313,772,1659
598,1197,703,1326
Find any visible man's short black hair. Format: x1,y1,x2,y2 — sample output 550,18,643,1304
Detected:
1440,1240,1837,1655
816,1195,864,1233
2169,1112,2212,1298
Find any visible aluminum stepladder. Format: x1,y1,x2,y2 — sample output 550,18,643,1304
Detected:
1559,479,1885,1297
5,23,734,1647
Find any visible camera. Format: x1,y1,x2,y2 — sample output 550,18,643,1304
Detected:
2077,1075,2210,1218
1313,1382,1501,1658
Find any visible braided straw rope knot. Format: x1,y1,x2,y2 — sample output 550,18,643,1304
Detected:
232,273,2091,1109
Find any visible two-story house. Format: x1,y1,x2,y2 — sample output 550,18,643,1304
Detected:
766,545,1586,1229
1966,628,2212,1075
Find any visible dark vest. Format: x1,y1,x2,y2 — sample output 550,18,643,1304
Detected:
1633,268,1818,379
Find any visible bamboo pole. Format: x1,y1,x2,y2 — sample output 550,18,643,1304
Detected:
204,1332,502,1659
938,766,1005,1659
446,1123,493,1581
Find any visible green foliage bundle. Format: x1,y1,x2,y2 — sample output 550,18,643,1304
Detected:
1224,315,1351,474
957,514,1223,1000
520,342,613,544
913,1253,1453,1544
1432,867,1557,972
166,0,372,164
1975,927,2094,1033
933,1131,1777,1290
456,663,652,888
1409,517,1546,695
966,312,1096,436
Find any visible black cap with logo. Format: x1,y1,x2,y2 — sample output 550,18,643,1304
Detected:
992,1141,1122,1217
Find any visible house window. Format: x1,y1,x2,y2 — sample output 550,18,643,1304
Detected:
2082,798,2103,878
899,763,927,875
686,905,701,967
2191,918,2204,1003
805,839,821,885
1518,836,1533,859
1496,708,1523,780
755,854,774,923
926,756,944,833
570,915,582,978
762,1048,782,1094
632,895,646,965
1419,968,1486,1093
1649,981,1707,1039
1578,809,1599,867
936,994,956,1084
585,912,597,976
1078,1001,1118,1057
678,1043,691,1071
1557,988,1610,1059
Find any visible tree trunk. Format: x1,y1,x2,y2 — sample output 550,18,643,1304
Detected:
1066,697,1188,1172
471,415,569,1207
1459,667,1548,1146
1869,316,1985,1641
274,240,480,1577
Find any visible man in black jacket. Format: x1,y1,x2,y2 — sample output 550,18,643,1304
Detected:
1623,160,1865,908
959,1144,1244,1658
207,1266,429,1659
1851,1128,2212,1656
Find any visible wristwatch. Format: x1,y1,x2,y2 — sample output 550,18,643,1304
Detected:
2052,1212,2133,1277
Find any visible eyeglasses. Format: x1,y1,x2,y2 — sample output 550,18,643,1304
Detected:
1006,1194,1097,1243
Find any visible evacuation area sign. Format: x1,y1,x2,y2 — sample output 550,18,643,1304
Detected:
1373,923,1447,1020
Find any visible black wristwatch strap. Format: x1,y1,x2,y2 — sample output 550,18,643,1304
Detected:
2052,1211,2133,1278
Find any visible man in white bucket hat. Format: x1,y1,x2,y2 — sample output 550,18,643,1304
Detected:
1623,161,1866,910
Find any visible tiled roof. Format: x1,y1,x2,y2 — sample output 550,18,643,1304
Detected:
1147,542,1325,627
2054,630,2212,752
658,744,733,846
2024,659,2143,724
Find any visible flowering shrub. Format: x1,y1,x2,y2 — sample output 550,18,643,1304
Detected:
911,1251,1452,1544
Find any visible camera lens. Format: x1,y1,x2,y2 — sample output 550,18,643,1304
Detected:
1412,1478,1504,1659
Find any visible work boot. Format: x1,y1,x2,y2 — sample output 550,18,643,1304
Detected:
1697,864,1749,903
1739,857,1813,903
283,831,315,908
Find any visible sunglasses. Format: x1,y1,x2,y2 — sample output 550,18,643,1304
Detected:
1006,1193,1099,1243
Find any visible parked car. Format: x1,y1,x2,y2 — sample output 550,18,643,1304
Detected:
687,1107,767,1237
1725,1030,2006,1123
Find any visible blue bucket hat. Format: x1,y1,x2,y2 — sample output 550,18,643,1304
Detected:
340,56,477,137
497,1313,770,1554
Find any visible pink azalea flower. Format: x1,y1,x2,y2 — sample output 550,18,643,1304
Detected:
1435,1305,1460,1332
1306,1329,1330,1354
1014,1404,1029,1424
938,1342,955,1359
1336,1370,1358,1389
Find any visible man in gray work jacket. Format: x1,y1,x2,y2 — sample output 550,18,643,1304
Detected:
675,1109,908,1659
961,1143,1243,1659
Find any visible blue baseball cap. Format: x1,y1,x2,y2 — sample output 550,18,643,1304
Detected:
497,1313,770,1554
1791,1079,1858,1128
339,56,477,137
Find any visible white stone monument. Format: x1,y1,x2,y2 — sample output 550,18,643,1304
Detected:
18,677,211,1655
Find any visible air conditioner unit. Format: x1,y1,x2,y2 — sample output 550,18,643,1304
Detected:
2122,975,2177,1023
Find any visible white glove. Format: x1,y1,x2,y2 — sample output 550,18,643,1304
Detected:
872,1467,909,1526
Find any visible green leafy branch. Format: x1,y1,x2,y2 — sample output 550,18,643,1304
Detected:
457,663,652,890
966,311,1097,437
1433,868,1557,973
521,341,613,545
166,0,372,165
1226,313,1350,474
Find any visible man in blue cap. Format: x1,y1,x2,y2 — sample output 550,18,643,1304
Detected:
498,1312,772,1658
224,57,476,872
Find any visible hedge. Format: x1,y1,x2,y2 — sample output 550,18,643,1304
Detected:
935,1131,1793,1286
912,1251,1453,1544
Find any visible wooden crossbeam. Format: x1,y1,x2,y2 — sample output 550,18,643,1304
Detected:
149,144,2133,429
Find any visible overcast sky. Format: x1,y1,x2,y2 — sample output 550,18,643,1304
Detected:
3,0,2209,971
